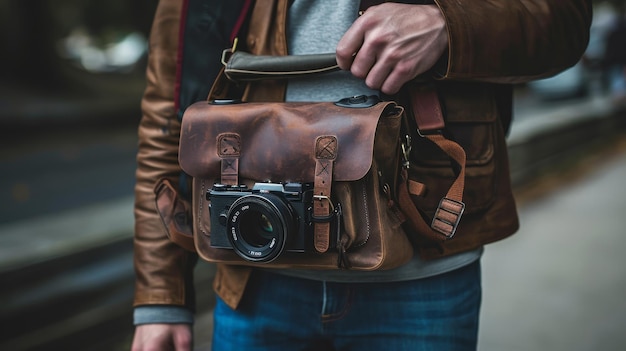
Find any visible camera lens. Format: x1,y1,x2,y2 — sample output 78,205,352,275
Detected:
227,193,296,262
238,213,274,247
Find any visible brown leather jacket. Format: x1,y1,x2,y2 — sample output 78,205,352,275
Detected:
134,0,592,310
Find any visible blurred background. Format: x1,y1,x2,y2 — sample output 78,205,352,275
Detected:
1,1,625,350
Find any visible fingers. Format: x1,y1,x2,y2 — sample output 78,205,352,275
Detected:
350,47,414,95
380,62,414,94
364,59,393,93
336,17,365,71
368,58,416,95
339,43,411,95
337,11,399,93
350,48,377,80
131,324,192,351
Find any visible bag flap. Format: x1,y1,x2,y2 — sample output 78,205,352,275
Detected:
179,100,398,183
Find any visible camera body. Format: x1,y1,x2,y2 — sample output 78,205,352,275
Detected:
208,182,320,263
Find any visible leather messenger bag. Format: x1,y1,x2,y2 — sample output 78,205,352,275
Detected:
155,52,467,270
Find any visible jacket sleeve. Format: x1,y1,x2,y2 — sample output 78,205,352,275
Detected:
133,0,197,309
435,0,593,83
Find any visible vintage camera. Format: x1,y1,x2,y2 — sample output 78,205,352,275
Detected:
208,182,332,263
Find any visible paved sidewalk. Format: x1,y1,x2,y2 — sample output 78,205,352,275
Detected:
478,138,626,351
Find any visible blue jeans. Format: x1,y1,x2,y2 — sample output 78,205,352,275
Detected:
212,260,481,351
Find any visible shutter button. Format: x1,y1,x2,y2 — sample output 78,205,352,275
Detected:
349,95,368,104
334,95,380,108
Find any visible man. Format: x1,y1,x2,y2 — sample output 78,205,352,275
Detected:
132,1,591,350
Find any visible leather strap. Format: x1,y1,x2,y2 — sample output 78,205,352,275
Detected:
229,0,253,43
409,87,446,132
401,86,467,240
423,133,466,238
218,133,241,185
313,135,338,253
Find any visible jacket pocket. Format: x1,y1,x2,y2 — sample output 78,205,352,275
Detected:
154,178,196,252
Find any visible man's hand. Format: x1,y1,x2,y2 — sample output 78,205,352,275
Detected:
336,4,448,95
131,324,192,351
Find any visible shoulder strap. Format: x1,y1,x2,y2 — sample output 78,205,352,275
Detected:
398,85,466,241
229,0,253,44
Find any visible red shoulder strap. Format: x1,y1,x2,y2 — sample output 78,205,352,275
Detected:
230,0,253,44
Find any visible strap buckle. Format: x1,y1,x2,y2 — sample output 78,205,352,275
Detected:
416,127,442,138
401,134,412,169
221,38,239,66
431,197,465,239
311,195,335,222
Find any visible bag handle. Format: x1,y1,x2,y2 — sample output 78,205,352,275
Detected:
222,50,339,83
220,50,432,85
